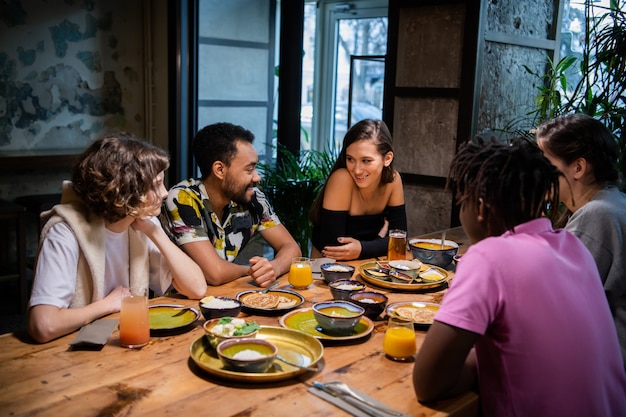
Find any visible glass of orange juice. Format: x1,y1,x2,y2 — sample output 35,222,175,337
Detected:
288,257,313,289
119,287,150,348
383,316,416,361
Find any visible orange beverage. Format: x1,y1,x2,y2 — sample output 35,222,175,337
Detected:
383,317,416,361
387,229,407,260
288,257,313,289
120,289,149,348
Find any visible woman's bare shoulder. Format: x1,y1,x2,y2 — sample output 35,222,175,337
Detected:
387,170,405,205
326,168,353,188
323,169,354,209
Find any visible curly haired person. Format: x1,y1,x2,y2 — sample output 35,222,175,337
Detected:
28,134,207,343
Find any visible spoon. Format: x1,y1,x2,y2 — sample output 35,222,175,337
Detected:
261,280,280,293
440,230,446,250
275,355,319,372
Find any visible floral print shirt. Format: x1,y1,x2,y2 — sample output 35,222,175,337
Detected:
162,178,281,262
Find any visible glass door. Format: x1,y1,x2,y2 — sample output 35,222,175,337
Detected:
302,0,388,152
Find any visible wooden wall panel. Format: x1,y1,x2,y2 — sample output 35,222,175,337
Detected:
393,97,459,177
404,182,453,237
396,4,466,88
386,0,478,234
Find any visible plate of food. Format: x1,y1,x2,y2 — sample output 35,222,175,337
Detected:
149,304,200,332
358,261,449,291
189,326,324,383
279,308,374,342
385,301,440,326
236,289,305,316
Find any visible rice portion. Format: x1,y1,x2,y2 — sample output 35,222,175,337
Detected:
324,265,352,272
335,284,363,290
201,296,239,309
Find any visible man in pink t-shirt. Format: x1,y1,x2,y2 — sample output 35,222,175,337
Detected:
413,139,626,417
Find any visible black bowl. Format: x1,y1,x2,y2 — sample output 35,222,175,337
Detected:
328,279,366,300
348,291,388,320
320,263,356,283
199,296,242,320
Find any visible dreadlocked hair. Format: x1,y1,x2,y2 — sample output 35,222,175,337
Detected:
448,137,561,236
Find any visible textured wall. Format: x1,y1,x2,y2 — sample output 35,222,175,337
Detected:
477,0,556,135
404,182,452,237
392,3,466,236
0,0,150,260
477,43,546,133
393,97,459,178
0,0,145,151
396,4,465,89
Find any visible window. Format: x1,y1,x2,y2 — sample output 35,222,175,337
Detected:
195,0,277,166
302,0,388,152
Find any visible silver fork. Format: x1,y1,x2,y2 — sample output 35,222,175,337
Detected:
315,381,405,416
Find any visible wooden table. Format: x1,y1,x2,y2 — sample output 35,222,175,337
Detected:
0,229,477,417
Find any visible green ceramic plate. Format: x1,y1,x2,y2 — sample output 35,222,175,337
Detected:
149,304,199,331
279,308,374,342
189,326,324,383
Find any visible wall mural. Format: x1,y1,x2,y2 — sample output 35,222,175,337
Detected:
0,0,145,152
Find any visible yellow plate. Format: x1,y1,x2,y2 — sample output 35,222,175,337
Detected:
279,308,374,342
386,301,440,325
149,304,199,331
189,326,324,383
236,289,305,315
358,261,449,291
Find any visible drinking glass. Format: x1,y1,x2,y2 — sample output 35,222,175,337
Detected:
387,229,407,260
383,316,416,361
288,257,313,289
119,287,150,348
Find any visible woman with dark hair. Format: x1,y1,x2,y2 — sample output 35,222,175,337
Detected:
28,134,207,343
536,113,626,368
413,138,626,416
310,119,406,260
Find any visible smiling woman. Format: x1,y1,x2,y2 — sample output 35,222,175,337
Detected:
309,119,407,261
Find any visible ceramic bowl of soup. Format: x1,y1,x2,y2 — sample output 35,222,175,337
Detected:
409,238,459,268
216,338,278,373
312,301,365,335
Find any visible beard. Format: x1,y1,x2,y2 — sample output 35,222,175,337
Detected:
224,175,255,205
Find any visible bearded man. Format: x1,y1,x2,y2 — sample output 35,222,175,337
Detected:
163,122,301,287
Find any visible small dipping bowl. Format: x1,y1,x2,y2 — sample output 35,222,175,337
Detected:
389,260,422,279
217,338,278,373
199,296,242,320
320,263,356,283
329,279,366,300
409,238,459,268
349,291,389,320
312,301,365,336
203,317,259,348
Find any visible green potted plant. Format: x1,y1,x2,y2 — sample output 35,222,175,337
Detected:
522,0,625,188
257,144,336,255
